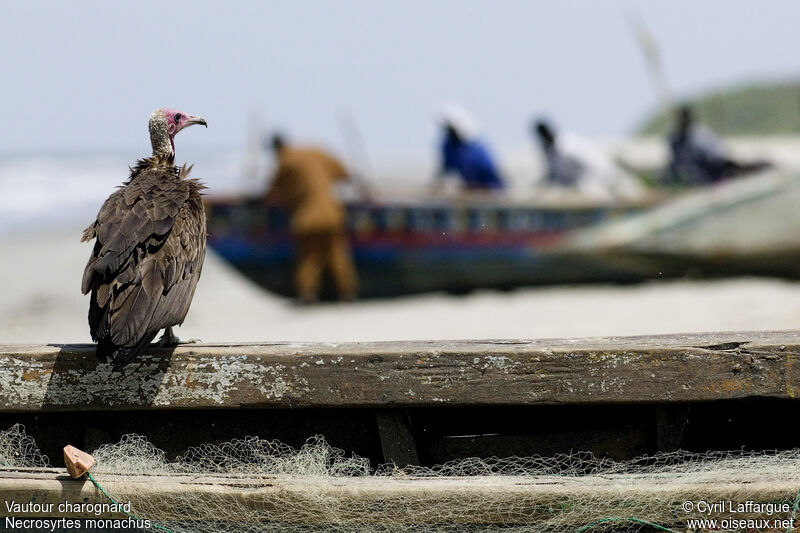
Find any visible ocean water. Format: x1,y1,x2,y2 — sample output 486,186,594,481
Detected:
0,141,643,240
0,148,262,239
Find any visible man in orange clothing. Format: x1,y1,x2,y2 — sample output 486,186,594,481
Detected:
265,134,358,303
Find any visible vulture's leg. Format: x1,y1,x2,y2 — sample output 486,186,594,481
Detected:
156,327,200,346
156,327,180,346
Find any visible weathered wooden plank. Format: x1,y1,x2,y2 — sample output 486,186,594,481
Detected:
375,409,420,467
1,468,797,524
1,331,800,411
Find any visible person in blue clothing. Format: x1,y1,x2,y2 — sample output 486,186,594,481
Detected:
436,106,505,190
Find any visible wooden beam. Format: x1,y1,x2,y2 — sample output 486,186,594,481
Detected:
1,468,797,525
375,409,420,467
656,405,690,451
1,330,800,411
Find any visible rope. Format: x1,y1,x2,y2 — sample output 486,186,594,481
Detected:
787,488,800,533
87,471,177,533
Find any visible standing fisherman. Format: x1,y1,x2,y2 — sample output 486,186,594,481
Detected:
265,134,358,304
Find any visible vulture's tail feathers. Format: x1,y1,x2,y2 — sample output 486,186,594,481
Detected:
96,330,160,369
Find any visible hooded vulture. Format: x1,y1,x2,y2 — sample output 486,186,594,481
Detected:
81,108,208,367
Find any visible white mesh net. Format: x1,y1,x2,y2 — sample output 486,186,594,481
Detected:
0,423,49,469
3,425,800,532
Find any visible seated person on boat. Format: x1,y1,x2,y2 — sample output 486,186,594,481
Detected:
662,105,771,186
533,118,644,199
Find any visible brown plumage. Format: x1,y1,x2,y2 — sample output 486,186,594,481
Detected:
81,108,207,366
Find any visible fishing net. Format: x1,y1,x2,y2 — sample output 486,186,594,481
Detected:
0,423,49,469
3,424,800,532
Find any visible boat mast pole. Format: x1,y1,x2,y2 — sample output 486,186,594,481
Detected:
629,12,674,116
337,110,374,202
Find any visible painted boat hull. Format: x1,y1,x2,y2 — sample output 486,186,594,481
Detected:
205,197,647,298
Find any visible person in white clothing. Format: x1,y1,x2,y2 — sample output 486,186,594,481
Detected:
532,119,644,200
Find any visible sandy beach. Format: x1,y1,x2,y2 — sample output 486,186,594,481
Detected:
2,229,800,345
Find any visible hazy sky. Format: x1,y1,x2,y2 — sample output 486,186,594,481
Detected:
1,0,798,157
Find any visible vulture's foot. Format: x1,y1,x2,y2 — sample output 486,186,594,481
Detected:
156,327,181,347
156,327,201,347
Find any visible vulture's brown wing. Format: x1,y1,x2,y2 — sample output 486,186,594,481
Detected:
82,168,204,363
82,170,190,295
142,194,206,331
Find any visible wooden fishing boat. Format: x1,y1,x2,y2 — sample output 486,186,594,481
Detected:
206,170,800,298
204,189,655,298
565,170,800,280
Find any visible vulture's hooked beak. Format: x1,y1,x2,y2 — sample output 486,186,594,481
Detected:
186,116,208,128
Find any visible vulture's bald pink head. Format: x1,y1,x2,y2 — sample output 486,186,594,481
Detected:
160,108,208,136
149,108,207,160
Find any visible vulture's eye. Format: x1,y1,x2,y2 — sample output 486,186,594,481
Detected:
174,113,182,122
